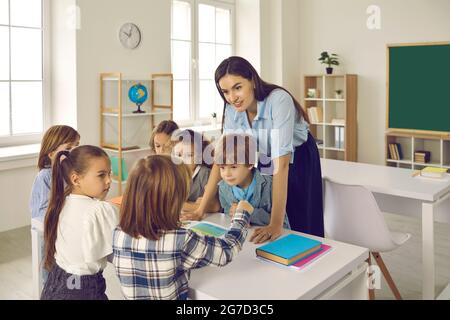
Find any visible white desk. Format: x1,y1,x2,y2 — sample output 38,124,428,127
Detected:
189,213,369,300
321,159,450,300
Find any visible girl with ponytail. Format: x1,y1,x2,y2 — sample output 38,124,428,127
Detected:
41,145,118,300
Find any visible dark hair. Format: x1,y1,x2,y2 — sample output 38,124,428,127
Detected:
119,155,191,240
173,129,214,168
43,145,109,271
215,56,309,130
38,125,80,170
149,120,180,153
214,134,256,166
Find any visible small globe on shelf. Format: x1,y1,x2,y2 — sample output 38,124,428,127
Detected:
128,83,149,113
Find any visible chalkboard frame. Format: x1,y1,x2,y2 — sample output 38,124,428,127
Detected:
386,41,450,136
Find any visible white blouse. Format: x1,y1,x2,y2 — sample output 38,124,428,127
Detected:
54,194,119,275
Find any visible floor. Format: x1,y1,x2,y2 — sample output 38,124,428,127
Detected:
1,212,450,300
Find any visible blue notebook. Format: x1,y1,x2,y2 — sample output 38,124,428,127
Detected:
256,234,322,266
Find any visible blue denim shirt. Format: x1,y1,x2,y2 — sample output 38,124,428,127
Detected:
29,168,52,219
218,169,290,228
223,89,309,165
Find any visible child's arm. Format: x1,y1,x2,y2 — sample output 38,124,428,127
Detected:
181,201,253,270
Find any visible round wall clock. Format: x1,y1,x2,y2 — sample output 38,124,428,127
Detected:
119,23,141,49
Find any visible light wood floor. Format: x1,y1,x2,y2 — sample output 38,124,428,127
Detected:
1,213,450,300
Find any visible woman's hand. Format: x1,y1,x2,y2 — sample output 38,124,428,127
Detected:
249,224,283,244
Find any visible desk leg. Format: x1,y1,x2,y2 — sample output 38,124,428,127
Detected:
422,202,435,300
31,228,40,300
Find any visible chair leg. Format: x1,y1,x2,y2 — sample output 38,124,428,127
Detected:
367,253,375,300
372,252,402,300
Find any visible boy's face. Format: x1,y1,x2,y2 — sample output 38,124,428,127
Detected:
218,164,253,187
173,142,196,171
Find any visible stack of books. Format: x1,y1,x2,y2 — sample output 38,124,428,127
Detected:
388,143,403,160
414,150,431,163
256,234,332,270
420,166,448,179
307,107,323,124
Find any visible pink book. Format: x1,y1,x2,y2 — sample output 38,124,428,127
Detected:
290,244,332,270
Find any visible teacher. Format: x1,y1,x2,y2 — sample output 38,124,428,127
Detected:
183,56,324,243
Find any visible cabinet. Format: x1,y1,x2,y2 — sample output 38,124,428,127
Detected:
303,74,358,161
385,130,450,170
100,73,173,195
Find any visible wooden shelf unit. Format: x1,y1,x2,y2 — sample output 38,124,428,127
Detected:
385,130,450,170
100,72,173,194
303,74,358,162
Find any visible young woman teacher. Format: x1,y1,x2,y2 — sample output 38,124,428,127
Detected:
182,56,324,243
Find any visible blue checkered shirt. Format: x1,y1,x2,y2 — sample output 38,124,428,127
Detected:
112,211,251,300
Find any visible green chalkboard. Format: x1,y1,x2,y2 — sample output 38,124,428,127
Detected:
388,43,450,133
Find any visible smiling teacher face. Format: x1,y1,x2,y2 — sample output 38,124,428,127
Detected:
218,74,257,113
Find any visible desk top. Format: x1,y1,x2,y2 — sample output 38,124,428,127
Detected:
189,213,368,300
321,159,450,202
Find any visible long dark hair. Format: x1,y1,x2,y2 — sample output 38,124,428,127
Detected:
214,56,309,131
43,145,108,271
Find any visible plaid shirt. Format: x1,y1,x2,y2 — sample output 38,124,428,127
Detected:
112,211,251,300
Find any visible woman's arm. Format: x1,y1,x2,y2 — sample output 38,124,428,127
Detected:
249,154,290,243
181,164,222,220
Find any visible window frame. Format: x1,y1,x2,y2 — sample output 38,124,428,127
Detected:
171,0,235,127
0,0,50,148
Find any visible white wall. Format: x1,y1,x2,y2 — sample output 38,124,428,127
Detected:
76,0,171,145
235,0,261,73
0,166,37,232
297,0,450,164
51,0,77,127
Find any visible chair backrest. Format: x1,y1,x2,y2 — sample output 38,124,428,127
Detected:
323,177,398,252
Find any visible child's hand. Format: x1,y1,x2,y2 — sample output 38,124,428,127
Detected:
236,200,254,214
229,202,238,218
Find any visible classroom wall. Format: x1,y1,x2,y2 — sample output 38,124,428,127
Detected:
235,0,261,73
51,0,78,127
0,167,37,233
75,0,171,145
297,0,450,164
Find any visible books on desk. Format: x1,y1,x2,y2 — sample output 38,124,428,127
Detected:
256,234,322,266
420,166,448,178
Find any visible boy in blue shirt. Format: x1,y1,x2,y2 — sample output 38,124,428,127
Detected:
215,134,290,229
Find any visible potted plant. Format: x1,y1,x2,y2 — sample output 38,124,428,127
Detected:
318,51,340,74
335,89,343,99
211,112,217,128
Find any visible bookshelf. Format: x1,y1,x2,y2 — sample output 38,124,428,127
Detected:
303,74,358,161
385,130,450,170
100,73,173,195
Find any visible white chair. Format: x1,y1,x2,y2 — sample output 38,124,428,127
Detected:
323,177,411,300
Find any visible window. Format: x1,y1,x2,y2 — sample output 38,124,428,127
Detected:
0,0,46,146
171,0,234,124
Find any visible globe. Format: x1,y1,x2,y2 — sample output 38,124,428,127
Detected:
128,83,148,113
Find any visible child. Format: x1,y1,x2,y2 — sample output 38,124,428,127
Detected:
112,155,253,300
215,134,290,228
41,145,118,300
30,125,80,219
149,120,179,155
173,129,218,212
